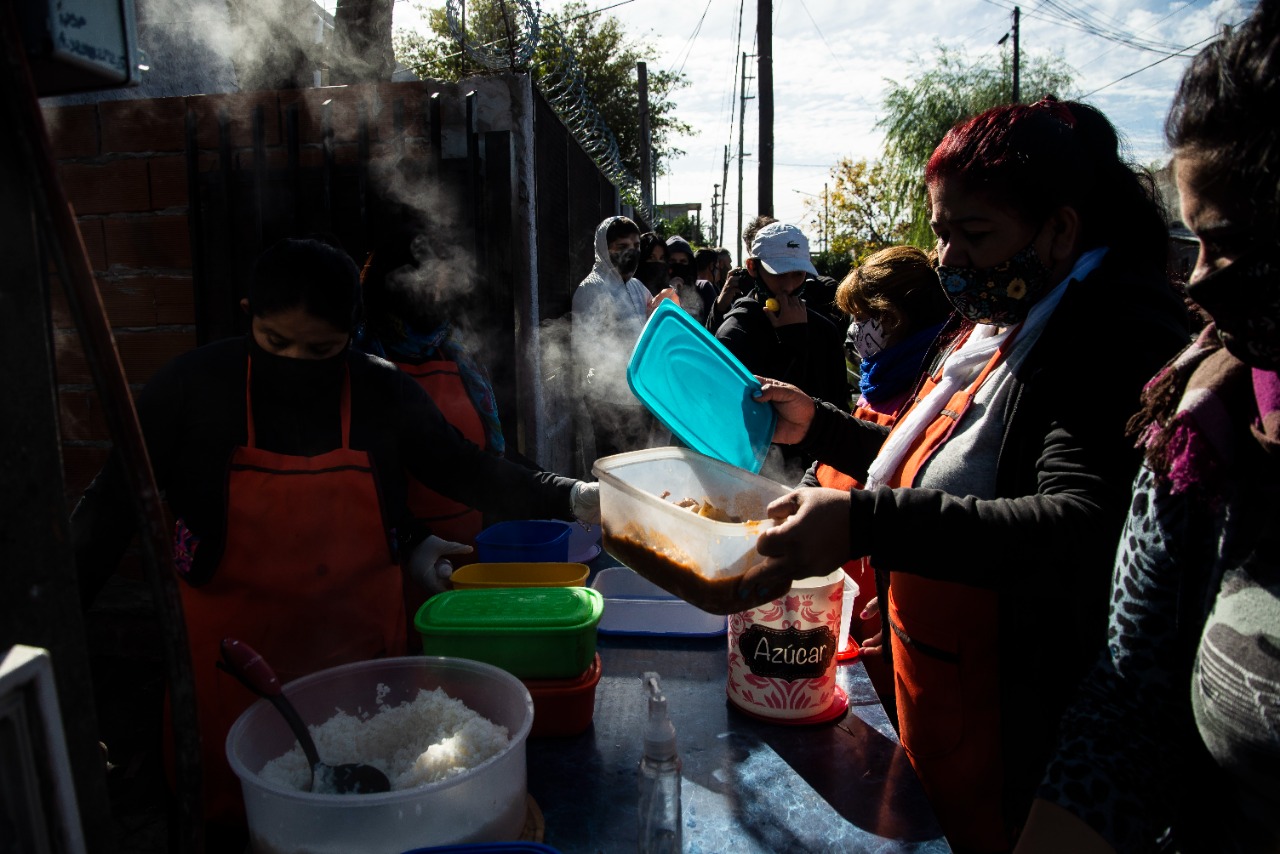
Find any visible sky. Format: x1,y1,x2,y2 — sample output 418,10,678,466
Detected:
393,0,1254,252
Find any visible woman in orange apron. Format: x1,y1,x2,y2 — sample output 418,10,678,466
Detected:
72,236,600,841
744,99,1191,852
803,246,953,716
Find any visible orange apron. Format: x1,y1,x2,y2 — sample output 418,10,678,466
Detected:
816,405,899,709
393,359,485,549
814,405,897,644
882,328,1017,852
175,360,406,824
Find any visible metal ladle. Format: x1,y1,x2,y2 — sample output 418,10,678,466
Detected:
218,638,392,795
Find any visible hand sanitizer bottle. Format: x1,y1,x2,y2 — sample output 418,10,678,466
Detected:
638,672,682,853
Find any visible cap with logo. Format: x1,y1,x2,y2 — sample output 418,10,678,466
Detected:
749,222,818,276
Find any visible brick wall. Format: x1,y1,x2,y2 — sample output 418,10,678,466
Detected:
42,82,447,514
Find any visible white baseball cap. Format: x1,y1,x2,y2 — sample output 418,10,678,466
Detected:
750,222,818,276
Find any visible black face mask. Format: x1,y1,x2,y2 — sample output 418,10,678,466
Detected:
636,260,669,295
1186,248,1280,370
249,337,348,405
610,248,640,281
669,261,695,285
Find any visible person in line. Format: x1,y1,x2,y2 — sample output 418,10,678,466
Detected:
1018,5,1280,851
665,235,714,324
715,222,846,408
636,231,669,297
689,247,723,325
714,246,734,290
799,245,955,716
708,216,778,333
71,236,601,841
745,99,1189,852
571,216,665,460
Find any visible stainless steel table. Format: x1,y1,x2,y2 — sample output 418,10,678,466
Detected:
526,561,952,853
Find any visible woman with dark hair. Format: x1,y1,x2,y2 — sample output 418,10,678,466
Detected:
71,236,600,841
636,230,669,296
1019,4,1280,851
744,99,1189,851
356,224,508,553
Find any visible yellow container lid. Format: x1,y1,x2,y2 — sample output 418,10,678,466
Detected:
449,562,589,590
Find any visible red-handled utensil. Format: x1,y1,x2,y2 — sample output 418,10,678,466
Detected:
217,638,391,795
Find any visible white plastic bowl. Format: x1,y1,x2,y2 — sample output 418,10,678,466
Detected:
226,656,533,854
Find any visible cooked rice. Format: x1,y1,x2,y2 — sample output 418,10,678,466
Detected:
258,686,510,792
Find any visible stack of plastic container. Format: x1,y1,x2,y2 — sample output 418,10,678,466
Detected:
414,581,604,738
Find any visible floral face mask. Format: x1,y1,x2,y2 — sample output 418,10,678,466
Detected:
936,241,1054,325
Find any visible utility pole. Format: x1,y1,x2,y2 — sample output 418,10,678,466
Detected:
737,51,755,263
822,182,829,254
710,184,720,246
637,61,652,215
719,145,730,248
1013,6,1021,103
757,0,773,217
998,7,1021,103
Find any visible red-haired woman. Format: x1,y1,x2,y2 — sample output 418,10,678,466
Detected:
744,99,1191,851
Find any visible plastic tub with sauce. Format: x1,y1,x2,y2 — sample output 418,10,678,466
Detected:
592,448,790,615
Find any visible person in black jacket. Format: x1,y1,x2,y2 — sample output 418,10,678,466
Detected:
714,222,846,411
743,100,1190,852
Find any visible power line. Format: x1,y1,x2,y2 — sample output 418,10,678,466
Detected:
1080,28,1222,98
1075,0,1202,71
1032,0,1193,54
794,0,849,76
665,0,715,78
980,0,1195,55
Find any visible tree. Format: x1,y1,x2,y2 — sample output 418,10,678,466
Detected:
802,158,909,267
878,44,1074,247
654,215,705,246
394,1,691,180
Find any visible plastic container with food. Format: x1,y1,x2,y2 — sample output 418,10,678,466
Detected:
591,567,726,637
593,447,790,615
474,521,571,564
522,653,602,738
415,588,603,680
226,656,533,854
449,562,589,590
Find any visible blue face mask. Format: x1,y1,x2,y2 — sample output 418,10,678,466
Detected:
936,241,1054,325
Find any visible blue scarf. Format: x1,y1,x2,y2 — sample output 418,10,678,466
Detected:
859,320,947,405
356,318,505,456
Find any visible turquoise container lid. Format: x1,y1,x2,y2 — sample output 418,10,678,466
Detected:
627,300,777,473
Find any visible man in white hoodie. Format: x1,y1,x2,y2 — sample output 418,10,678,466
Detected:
571,216,662,461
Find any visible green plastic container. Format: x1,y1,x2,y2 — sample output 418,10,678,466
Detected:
414,587,603,679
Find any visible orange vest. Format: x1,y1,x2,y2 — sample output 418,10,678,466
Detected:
883,328,1017,853
172,364,404,825
393,359,486,549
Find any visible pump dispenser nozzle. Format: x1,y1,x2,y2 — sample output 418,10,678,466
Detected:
643,672,677,761
638,672,682,853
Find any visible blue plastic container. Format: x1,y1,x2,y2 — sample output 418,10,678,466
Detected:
475,520,571,563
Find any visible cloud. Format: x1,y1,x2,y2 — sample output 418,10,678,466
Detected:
401,0,1252,247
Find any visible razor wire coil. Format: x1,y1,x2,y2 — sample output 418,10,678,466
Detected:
444,0,651,222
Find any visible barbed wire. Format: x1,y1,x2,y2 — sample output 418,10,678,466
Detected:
443,0,651,222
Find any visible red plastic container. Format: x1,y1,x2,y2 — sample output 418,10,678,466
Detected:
523,653,602,737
